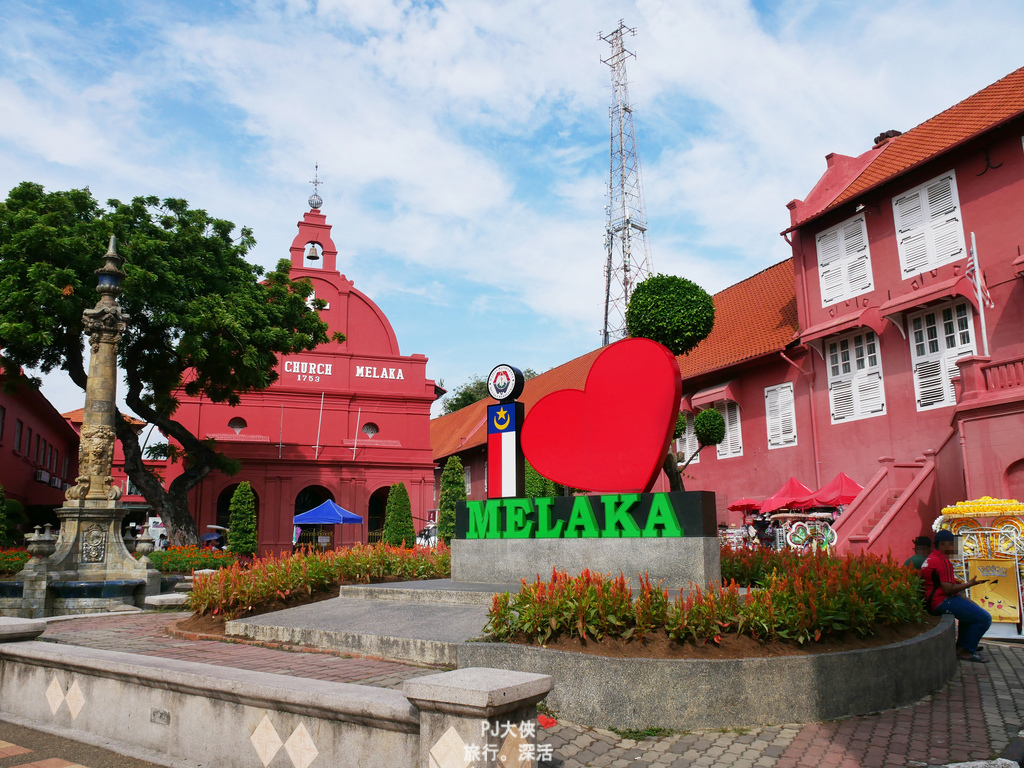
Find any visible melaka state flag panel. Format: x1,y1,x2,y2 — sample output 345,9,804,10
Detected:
487,403,520,498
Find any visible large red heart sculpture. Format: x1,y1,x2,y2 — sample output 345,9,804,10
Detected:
521,337,682,493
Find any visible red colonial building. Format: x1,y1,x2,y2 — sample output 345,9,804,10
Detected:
161,199,440,555
431,66,1024,563
0,373,79,518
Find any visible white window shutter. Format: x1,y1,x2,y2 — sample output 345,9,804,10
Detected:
855,371,885,414
914,360,946,408
766,384,797,448
893,172,966,274
816,215,874,306
816,230,841,266
830,379,856,422
715,401,743,459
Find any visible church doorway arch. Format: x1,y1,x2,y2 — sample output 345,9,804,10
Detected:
367,487,390,544
294,485,335,550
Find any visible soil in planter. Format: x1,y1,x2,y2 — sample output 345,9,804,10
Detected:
512,615,941,660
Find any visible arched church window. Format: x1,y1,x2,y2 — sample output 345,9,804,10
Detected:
362,422,379,438
228,417,247,435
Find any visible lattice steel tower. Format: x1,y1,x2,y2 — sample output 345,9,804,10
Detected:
600,20,652,346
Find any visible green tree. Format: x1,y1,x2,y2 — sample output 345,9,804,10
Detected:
0,182,342,545
227,481,258,556
626,273,723,491
382,482,415,547
436,455,465,545
525,460,563,499
441,368,538,415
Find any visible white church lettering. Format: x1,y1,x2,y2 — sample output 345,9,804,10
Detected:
284,360,333,382
355,365,405,381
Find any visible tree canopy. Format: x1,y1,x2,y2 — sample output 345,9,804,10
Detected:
626,272,721,491
436,455,465,545
0,182,337,544
441,368,538,415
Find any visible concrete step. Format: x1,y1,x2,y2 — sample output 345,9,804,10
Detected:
337,579,518,607
145,593,190,607
227,595,491,667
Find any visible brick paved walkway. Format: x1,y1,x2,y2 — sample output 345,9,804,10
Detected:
38,613,1024,767
40,612,436,689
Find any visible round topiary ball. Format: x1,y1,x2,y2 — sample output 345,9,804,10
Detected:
694,408,726,447
625,273,715,357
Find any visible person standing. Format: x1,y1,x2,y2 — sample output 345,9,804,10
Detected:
904,536,932,569
921,530,991,662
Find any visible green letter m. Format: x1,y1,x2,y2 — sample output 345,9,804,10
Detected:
467,500,502,539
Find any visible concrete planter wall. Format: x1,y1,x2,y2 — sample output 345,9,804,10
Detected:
457,616,957,730
0,637,551,768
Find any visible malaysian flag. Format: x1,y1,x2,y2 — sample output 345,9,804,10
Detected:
966,246,995,308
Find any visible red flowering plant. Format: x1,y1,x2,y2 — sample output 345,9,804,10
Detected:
0,548,29,575
484,549,925,647
190,541,450,619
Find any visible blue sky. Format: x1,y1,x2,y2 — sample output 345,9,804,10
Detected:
4,0,1024,417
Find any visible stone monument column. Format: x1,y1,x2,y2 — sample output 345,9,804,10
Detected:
19,236,160,618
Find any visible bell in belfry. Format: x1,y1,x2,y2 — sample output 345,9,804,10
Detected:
306,242,320,261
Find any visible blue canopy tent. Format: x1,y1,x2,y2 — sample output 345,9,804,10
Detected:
293,499,363,526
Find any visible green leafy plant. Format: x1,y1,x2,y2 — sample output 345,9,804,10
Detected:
436,456,465,545
227,481,258,557
142,545,236,573
382,481,415,547
625,274,715,357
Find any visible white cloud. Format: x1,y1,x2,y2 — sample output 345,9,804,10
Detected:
4,0,1024,413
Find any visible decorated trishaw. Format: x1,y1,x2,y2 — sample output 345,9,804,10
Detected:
933,496,1024,637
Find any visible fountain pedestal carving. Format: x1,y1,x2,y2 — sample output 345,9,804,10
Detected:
18,236,160,618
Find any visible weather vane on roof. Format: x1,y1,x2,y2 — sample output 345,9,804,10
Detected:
308,162,323,210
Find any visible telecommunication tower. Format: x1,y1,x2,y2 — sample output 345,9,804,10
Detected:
600,21,652,346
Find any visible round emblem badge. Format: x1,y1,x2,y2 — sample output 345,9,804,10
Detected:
487,364,525,403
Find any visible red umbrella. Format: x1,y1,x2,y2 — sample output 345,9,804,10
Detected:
728,498,762,512
792,472,864,508
758,477,815,514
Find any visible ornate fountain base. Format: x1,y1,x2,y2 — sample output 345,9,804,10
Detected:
18,499,161,618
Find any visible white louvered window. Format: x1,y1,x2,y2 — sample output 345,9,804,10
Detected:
815,215,874,306
826,330,886,423
765,383,797,449
909,300,976,410
464,466,472,495
714,400,743,459
892,171,967,276
675,412,700,465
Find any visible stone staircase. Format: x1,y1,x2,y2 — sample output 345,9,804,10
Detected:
847,490,902,546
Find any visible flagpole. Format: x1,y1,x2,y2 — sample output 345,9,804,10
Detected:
971,232,990,356
314,391,325,459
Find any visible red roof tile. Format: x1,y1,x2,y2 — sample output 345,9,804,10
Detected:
789,65,1024,230
431,259,797,460
62,408,146,427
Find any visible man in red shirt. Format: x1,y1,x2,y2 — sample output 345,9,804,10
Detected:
921,529,991,662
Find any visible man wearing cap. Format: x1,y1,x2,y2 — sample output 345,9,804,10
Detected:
904,536,932,569
921,530,992,662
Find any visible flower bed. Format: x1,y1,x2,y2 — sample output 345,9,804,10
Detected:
0,548,29,575
485,549,924,647
190,542,450,619
140,546,237,573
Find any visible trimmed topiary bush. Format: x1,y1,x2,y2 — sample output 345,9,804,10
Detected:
383,481,416,547
625,273,715,357
227,481,258,557
437,456,465,545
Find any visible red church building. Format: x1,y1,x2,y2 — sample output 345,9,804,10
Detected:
431,66,1024,563
161,197,440,555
